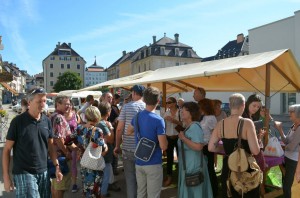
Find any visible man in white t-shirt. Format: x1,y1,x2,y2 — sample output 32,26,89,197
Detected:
77,95,94,123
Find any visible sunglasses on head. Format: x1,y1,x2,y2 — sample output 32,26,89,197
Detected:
30,88,46,95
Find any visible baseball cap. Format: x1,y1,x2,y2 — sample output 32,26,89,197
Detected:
131,84,145,95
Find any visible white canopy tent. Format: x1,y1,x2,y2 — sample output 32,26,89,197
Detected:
81,49,300,94
80,49,300,144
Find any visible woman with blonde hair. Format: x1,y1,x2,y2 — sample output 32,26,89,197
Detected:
76,106,107,197
208,93,261,197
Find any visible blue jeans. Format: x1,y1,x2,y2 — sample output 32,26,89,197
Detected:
13,171,50,198
123,150,137,198
101,163,112,196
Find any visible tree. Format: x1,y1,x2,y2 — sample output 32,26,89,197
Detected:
53,71,82,92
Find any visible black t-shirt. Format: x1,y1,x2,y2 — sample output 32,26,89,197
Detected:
6,111,53,174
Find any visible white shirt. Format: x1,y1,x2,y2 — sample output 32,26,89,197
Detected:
164,109,180,136
200,115,217,144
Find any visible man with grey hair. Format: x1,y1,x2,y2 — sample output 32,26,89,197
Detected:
51,95,73,198
2,87,62,197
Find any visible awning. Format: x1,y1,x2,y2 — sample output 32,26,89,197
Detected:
80,49,300,94
0,82,18,96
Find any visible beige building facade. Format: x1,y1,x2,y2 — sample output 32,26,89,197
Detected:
249,10,300,114
43,42,86,92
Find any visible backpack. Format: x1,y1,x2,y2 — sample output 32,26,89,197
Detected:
223,118,263,197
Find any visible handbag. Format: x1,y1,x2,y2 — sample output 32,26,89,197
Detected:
226,118,263,196
263,136,284,157
80,127,105,171
48,156,69,178
181,123,204,187
134,112,156,162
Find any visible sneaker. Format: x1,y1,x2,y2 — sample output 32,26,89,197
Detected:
71,184,79,193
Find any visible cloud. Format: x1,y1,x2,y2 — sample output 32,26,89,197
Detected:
0,0,40,74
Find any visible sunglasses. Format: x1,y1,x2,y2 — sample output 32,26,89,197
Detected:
166,101,175,104
30,88,46,95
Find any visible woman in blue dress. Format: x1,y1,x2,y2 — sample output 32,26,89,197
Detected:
177,102,213,198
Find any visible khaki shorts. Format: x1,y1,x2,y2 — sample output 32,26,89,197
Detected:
51,161,71,191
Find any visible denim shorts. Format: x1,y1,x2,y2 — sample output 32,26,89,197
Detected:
13,171,51,198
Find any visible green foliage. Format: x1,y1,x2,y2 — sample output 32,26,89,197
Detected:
53,71,82,92
0,109,7,117
99,87,109,93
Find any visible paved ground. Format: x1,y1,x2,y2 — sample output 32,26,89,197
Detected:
0,104,177,198
0,104,292,198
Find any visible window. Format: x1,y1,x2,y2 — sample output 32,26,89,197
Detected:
59,72,61,76
188,49,192,57
61,64,64,69
67,64,70,69
175,48,179,56
78,73,80,76
58,49,71,56
50,64,53,68
160,47,165,55
50,72,53,77
77,64,80,69
76,57,80,61
50,81,54,86
176,62,180,66
50,56,55,60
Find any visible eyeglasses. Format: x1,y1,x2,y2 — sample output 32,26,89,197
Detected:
166,101,174,104
30,88,46,95
289,110,295,113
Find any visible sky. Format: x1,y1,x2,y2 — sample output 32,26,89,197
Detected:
0,0,299,76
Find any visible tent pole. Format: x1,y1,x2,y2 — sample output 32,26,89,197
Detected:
162,82,166,111
264,63,271,146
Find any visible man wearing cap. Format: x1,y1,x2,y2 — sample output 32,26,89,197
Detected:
2,87,63,197
114,84,146,198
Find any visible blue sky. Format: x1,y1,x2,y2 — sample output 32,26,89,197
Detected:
0,0,299,76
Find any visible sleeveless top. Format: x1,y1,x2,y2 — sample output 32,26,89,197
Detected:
221,119,251,156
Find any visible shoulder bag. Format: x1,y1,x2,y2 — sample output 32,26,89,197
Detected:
48,156,69,178
134,112,156,162
80,126,105,171
181,123,204,186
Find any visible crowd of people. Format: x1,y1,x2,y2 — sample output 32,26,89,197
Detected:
2,85,300,198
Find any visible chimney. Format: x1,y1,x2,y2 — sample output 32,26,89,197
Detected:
164,33,166,37
236,33,244,43
122,50,126,56
153,36,156,44
174,33,179,43
68,43,71,47
58,42,61,46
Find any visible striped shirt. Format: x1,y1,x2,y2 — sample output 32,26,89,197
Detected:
118,100,145,152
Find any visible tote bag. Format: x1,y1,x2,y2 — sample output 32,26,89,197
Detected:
80,127,105,171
